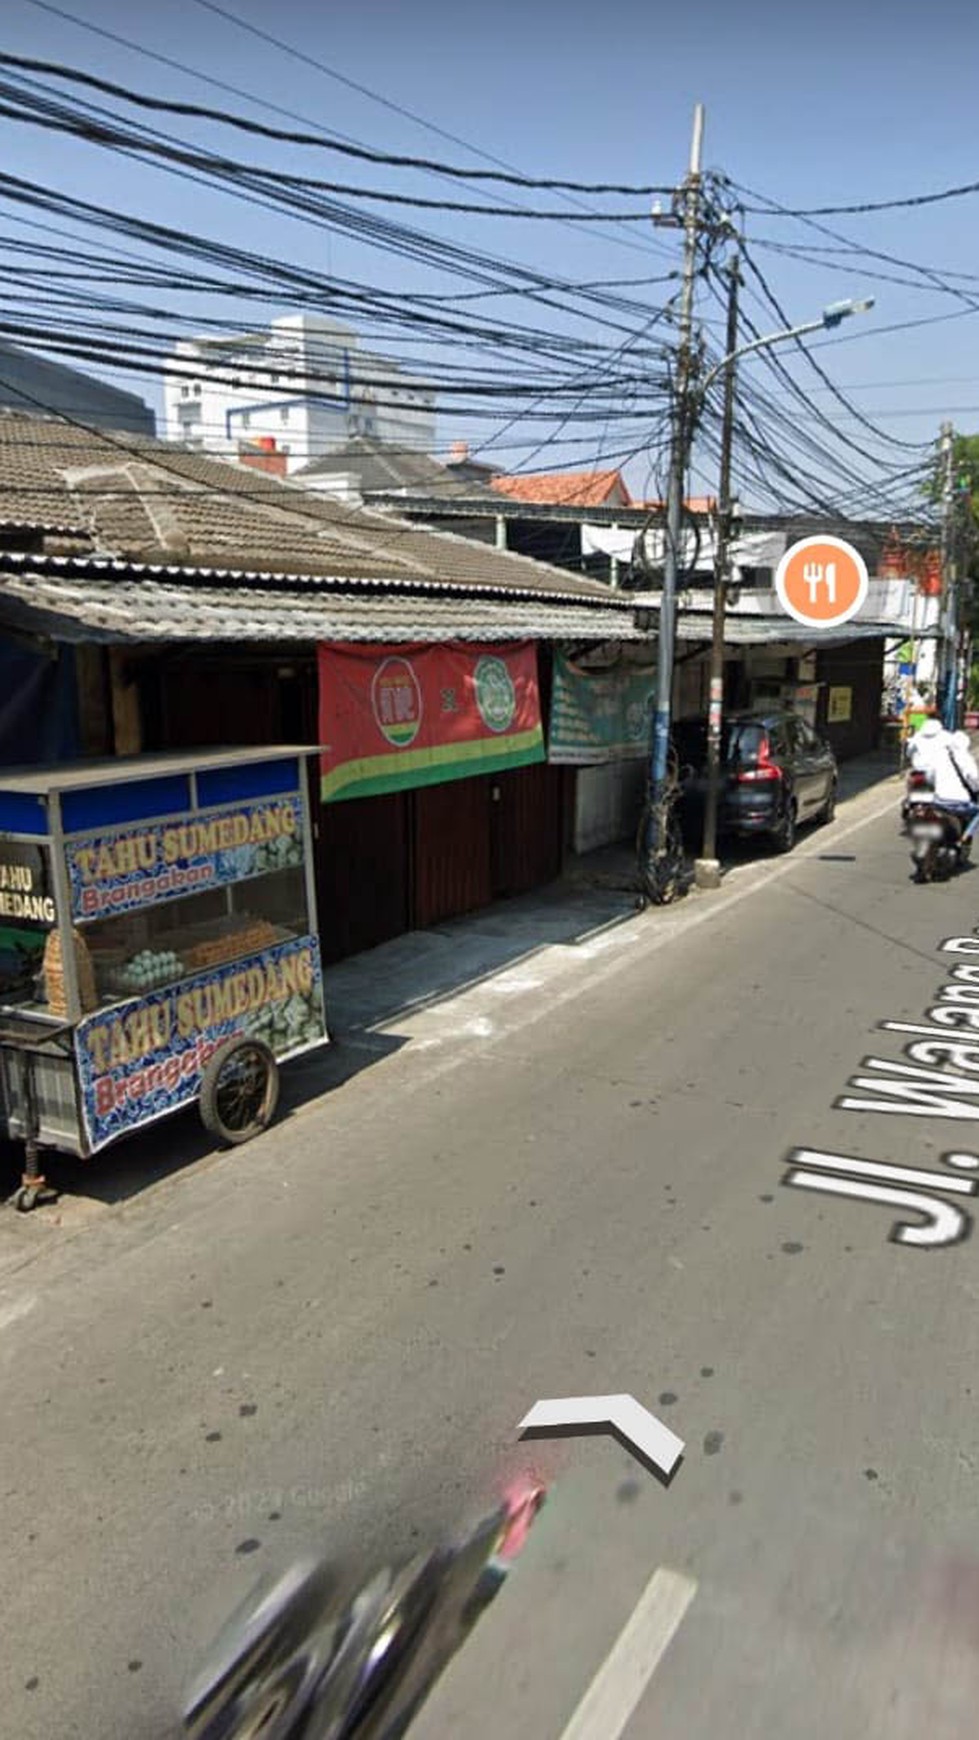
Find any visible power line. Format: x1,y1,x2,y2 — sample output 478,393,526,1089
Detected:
739,178,979,219
735,243,932,453
0,69,676,345
0,50,673,199
0,67,655,221
725,176,979,318
20,0,675,264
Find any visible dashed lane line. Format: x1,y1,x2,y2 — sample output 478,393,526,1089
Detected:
557,1566,698,1740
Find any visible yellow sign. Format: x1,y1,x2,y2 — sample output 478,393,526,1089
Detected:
828,686,853,724
72,802,298,887
84,943,316,1074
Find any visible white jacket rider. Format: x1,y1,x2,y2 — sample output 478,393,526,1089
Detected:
909,718,979,805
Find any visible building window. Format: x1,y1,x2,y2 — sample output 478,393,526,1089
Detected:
180,386,189,398
280,407,290,424
241,412,251,429
193,384,202,397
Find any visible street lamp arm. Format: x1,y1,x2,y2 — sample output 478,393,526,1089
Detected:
699,320,823,396
698,296,875,397
692,283,874,892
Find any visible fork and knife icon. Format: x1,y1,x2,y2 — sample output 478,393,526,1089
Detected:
803,559,836,605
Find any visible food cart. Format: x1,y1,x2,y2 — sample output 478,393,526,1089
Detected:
0,747,329,1209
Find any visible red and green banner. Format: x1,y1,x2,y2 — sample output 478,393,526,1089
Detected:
317,642,545,802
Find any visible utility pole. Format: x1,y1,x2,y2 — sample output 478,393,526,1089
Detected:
695,247,740,890
939,421,957,728
642,102,704,902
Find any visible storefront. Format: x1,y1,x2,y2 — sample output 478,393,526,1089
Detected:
546,645,657,854
704,638,886,760
135,640,575,964
316,639,571,955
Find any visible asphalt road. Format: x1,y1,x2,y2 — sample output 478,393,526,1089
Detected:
5,780,979,1739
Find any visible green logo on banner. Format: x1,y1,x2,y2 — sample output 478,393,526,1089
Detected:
474,656,516,734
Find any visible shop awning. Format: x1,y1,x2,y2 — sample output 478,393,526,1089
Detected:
0,569,651,646
672,614,937,647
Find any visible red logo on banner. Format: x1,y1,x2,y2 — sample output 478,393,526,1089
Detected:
319,642,545,803
371,656,423,748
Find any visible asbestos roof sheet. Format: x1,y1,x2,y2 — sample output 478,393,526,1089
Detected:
0,571,649,645
294,437,490,498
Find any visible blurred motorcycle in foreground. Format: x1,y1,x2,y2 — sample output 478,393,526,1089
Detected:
180,1479,547,1739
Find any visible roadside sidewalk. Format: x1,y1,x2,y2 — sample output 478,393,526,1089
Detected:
325,746,903,1041
0,744,901,1275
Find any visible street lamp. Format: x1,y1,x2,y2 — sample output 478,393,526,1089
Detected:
693,289,875,891
699,298,876,397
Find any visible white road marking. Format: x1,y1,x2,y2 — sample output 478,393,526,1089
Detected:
518,1394,685,1477
558,1566,698,1740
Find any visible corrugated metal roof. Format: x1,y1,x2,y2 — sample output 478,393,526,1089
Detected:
673,614,930,646
0,571,650,645
0,547,627,608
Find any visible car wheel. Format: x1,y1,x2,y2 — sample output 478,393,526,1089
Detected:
774,799,797,855
822,780,837,825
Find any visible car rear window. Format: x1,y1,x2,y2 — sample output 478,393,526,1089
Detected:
729,723,766,763
673,720,767,769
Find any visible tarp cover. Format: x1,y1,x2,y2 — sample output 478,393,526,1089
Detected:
0,637,79,768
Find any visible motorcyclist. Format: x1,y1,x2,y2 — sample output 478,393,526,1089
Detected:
950,731,979,828
908,715,979,834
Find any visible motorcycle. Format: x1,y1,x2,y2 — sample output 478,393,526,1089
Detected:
908,799,976,883
180,1479,548,1739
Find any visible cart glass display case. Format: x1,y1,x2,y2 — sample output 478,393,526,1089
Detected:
0,748,328,1174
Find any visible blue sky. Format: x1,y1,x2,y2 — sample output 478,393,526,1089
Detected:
3,0,979,507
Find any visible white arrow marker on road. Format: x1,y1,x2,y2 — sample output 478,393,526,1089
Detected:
518,1394,684,1480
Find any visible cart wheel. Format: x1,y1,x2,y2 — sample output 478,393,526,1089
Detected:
200,1038,280,1147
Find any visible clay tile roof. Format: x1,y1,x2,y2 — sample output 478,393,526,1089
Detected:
489,469,632,508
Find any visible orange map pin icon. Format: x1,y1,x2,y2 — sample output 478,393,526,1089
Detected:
775,535,869,629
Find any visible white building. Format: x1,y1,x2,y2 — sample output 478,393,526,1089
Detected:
163,313,436,474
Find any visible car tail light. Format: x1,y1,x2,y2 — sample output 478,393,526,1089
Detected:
737,734,782,783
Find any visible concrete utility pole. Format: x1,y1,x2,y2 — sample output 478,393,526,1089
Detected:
939,420,957,728
643,103,704,898
695,248,740,890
